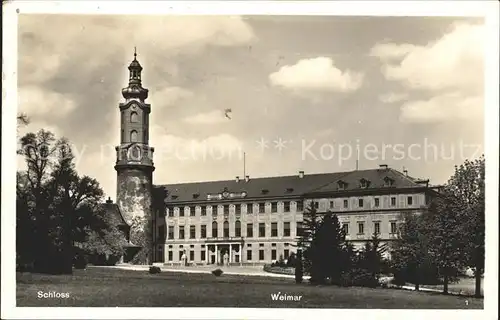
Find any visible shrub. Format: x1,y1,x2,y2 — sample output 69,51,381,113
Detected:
73,253,88,270
149,266,161,274
212,268,223,277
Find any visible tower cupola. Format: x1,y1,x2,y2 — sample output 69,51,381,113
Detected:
121,48,149,101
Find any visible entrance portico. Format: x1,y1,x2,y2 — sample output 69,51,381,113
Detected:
206,238,244,265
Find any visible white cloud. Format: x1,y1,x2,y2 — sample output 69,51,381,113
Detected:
183,110,227,124
18,86,76,118
399,92,483,123
371,23,484,93
19,15,256,85
151,86,194,107
268,57,364,93
378,92,409,104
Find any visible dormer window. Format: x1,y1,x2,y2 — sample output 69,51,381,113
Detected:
192,193,200,199
383,177,395,187
359,178,370,189
285,188,294,193
171,195,178,200
261,189,269,195
337,180,348,190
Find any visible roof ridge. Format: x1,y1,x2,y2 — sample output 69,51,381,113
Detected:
304,171,353,194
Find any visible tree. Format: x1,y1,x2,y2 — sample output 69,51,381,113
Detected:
424,194,467,294
296,202,320,275
390,213,434,290
311,213,346,284
16,129,123,274
445,156,485,297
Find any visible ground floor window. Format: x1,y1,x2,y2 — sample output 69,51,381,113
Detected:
259,250,265,261
190,251,195,261
284,249,289,259
247,250,252,261
271,249,277,260
201,250,206,262
168,251,173,261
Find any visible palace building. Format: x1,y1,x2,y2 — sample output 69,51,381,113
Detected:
109,52,440,265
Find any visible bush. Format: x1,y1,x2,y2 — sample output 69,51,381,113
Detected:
212,268,223,277
149,266,161,274
73,253,88,269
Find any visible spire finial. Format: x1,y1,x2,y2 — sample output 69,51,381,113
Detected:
134,46,137,59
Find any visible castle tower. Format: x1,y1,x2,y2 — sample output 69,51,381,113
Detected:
115,50,155,262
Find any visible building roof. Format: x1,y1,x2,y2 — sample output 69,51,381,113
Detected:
101,198,129,227
155,167,431,205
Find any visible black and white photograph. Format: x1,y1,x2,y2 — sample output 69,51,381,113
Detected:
2,1,499,319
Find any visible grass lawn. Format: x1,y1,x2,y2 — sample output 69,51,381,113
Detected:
16,267,483,308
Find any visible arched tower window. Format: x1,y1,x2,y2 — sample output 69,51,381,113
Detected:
223,221,229,238
130,130,138,142
212,221,218,238
130,111,138,123
235,220,241,237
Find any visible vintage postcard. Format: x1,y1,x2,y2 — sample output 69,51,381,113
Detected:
2,1,498,319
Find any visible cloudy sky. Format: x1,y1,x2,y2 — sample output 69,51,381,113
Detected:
17,15,485,199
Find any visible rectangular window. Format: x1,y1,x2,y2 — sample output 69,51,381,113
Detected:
296,201,304,212
189,225,196,239
168,226,174,240
391,197,397,206
190,206,196,216
271,222,278,237
259,250,265,261
343,199,348,208
235,204,241,214
330,200,334,209
201,206,206,216
342,223,349,235
158,225,165,241
201,250,206,262
190,251,194,261
297,221,304,237
271,202,278,213
358,222,364,235
407,196,413,206
284,201,290,212
179,251,183,260
201,225,206,239
283,222,291,237
271,249,277,260
247,203,253,214
374,198,380,207
284,249,290,259
179,208,184,217
235,223,241,237
374,222,380,235
314,201,319,209
179,226,185,239
259,203,265,213
224,205,229,215
259,223,266,237
247,250,252,261
168,207,174,217
358,198,364,207
168,251,173,261
247,223,253,237
391,222,397,234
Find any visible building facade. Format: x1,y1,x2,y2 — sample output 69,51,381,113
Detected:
109,53,440,265
150,167,439,265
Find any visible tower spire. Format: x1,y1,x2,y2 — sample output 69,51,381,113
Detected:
134,46,137,59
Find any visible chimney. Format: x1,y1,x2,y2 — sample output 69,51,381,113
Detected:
299,171,304,178
106,197,113,204
235,176,240,183
245,175,250,182
379,164,388,170
403,169,408,176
